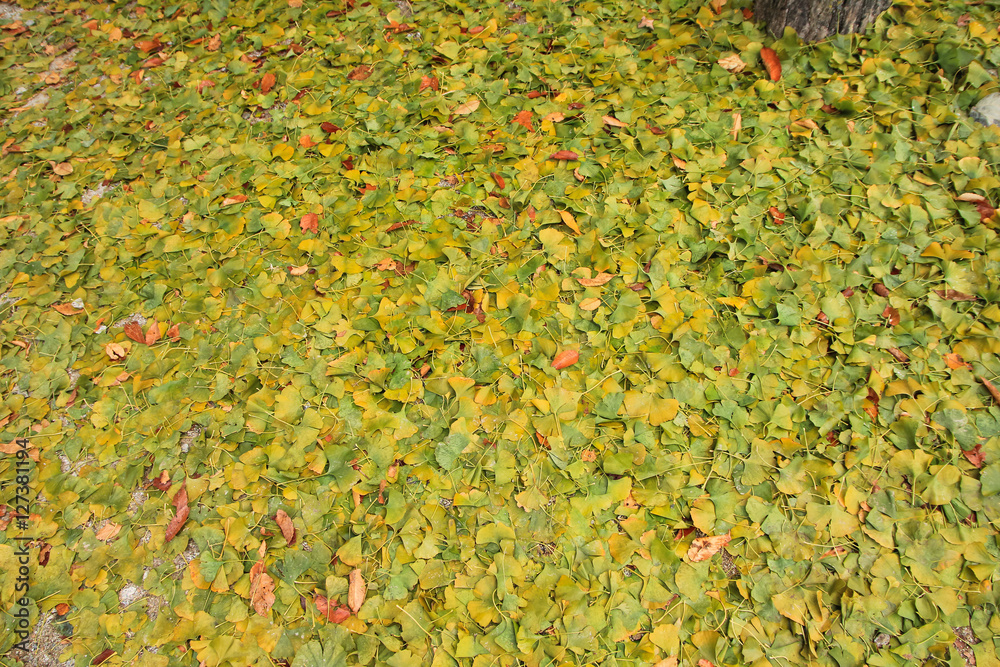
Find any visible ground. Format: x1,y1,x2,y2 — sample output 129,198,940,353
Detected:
1,0,1000,666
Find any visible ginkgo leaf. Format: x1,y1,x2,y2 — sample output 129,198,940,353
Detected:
577,272,614,287
686,533,732,562
453,98,480,115
602,115,628,128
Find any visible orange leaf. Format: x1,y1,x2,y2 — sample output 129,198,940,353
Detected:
768,206,784,224
105,342,127,360
558,210,581,234
52,302,83,315
260,72,276,94
552,349,579,370
123,321,145,344
166,323,180,341
221,194,248,206
206,34,221,51
348,65,372,81
145,320,161,346
549,150,579,161
289,264,309,276
881,305,899,326
686,533,732,562
95,522,122,541
491,172,505,189
944,353,968,370
348,568,366,612
419,75,439,92
671,155,687,169
760,47,781,81
577,272,615,287
601,115,628,128
300,213,319,233
581,449,597,462
275,509,296,545
512,110,533,130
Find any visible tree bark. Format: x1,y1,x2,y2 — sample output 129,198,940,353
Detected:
754,0,893,42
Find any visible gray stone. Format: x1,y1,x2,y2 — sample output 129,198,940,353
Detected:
971,92,1000,127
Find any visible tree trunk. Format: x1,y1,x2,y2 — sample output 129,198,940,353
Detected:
754,0,893,42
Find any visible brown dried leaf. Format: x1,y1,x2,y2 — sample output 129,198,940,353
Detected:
206,34,221,51
882,305,900,326
275,509,296,545
221,194,247,206
638,16,654,29
550,150,579,161
686,533,732,562
348,568,366,612
963,444,985,469
888,347,909,363
602,115,628,128
249,561,276,616
419,75,439,92
289,264,309,276
53,162,73,175
935,289,977,301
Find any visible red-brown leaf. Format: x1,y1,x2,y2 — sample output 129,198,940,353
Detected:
92,649,115,665
760,47,781,81
768,206,784,225
882,305,900,326
275,509,296,545
491,172,505,189
348,65,372,81
123,321,146,344
552,350,579,370
166,323,180,341
872,283,890,297
888,347,909,363
315,594,352,623
976,201,996,221
962,444,985,468
419,75,439,92
260,72,276,94
386,219,418,232
300,213,319,233
549,150,579,161
164,504,189,542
